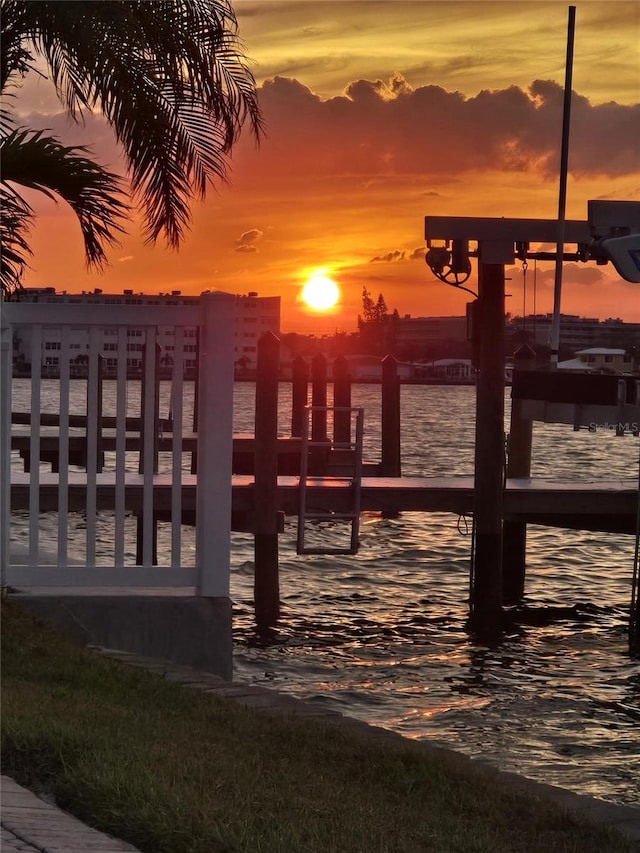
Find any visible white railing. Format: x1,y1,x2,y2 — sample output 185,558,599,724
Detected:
0,292,235,595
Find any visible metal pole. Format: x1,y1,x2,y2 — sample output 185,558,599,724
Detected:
550,5,576,367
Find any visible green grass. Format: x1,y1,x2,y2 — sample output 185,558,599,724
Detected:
1,601,633,853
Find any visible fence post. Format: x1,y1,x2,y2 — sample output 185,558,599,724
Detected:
96,354,105,474
0,313,12,585
254,331,281,626
333,356,351,445
381,355,401,476
196,292,235,597
190,326,200,473
502,344,535,604
291,356,308,438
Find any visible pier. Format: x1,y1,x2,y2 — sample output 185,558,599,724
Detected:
3,213,640,649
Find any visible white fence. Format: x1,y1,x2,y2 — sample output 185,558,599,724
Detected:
0,292,235,595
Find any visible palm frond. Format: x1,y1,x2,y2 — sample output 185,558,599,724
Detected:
0,186,33,294
1,128,128,270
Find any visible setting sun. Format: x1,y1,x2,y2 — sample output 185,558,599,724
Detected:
300,275,340,311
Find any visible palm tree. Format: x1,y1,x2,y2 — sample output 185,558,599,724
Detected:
1,0,261,295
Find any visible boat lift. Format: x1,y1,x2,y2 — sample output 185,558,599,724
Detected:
424,199,640,631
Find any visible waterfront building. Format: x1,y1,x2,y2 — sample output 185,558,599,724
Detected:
509,313,640,353
9,288,280,375
391,315,469,358
558,347,634,373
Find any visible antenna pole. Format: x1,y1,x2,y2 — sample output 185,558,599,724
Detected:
549,5,576,367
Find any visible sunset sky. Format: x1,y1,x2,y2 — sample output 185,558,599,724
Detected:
10,0,640,332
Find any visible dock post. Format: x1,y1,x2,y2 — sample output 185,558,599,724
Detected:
502,344,536,604
333,355,351,444
381,355,401,477
311,353,328,441
291,356,308,438
254,331,281,627
470,260,505,633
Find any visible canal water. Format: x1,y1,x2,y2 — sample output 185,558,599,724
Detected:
10,380,640,805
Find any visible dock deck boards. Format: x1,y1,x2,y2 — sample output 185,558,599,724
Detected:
10,473,638,534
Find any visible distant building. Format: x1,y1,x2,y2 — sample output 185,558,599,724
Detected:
510,314,640,353
393,313,640,360
9,288,280,374
558,347,634,373
421,358,475,381
391,315,469,358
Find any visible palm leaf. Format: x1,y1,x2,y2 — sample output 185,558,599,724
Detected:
1,127,128,271
0,186,33,294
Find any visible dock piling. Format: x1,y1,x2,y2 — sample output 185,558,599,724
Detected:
470,261,506,632
291,356,308,438
381,355,401,477
503,344,536,604
333,355,352,445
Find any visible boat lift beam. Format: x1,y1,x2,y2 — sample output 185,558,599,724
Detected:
425,201,640,265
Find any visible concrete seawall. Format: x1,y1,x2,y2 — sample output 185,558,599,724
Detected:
8,586,233,681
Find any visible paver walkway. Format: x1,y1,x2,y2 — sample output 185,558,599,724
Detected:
3,648,639,851
0,775,140,852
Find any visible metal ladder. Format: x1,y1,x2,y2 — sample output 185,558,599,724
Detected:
296,406,364,555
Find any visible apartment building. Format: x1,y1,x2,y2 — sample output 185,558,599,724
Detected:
510,314,640,352
10,288,280,374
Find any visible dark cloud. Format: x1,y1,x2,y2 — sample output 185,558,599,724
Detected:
234,244,259,254
250,74,639,179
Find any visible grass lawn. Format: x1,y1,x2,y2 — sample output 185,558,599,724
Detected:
1,601,633,853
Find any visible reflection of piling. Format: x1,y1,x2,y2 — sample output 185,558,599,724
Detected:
311,353,328,474
503,344,535,604
311,353,328,442
470,261,505,633
631,565,640,657
254,332,281,627
381,355,401,477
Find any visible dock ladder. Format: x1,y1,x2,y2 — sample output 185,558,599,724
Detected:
296,406,364,555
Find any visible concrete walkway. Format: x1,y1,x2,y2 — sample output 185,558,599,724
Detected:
3,648,640,851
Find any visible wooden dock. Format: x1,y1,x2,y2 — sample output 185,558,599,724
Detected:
9,472,637,535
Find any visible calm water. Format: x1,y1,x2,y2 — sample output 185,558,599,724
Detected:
10,380,640,805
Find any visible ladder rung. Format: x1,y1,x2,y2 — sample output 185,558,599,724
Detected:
302,477,354,485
